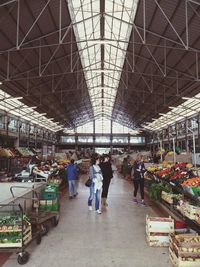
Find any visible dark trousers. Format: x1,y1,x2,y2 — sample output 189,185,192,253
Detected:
102,178,111,198
133,179,144,199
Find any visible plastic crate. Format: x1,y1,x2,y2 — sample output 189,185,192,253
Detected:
42,192,57,200
43,185,58,193
42,185,58,200
39,199,59,211
191,187,200,197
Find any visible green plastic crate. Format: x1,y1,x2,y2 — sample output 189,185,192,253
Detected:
42,185,58,200
191,187,200,196
39,199,59,211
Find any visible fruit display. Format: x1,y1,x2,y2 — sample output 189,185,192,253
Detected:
181,177,200,187
147,165,161,172
156,169,175,179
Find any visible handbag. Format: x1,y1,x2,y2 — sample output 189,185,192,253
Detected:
85,178,92,187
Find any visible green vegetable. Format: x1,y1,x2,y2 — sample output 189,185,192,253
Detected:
149,182,172,201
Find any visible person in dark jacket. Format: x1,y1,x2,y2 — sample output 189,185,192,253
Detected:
131,154,146,206
100,154,113,207
66,159,78,199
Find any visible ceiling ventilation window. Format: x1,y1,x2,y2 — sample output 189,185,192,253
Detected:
0,89,63,132
144,92,200,131
68,0,138,120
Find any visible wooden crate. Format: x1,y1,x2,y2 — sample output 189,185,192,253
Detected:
146,215,174,247
146,231,170,247
169,234,200,267
0,223,32,248
177,202,200,221
146,215,174,233
169,247,200,267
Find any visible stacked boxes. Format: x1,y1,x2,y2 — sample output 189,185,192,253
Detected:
39,185,59,211
169,234,200,266
146,215,174,247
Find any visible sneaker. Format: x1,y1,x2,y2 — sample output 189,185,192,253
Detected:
133,198,138,204
88,206,93,211
69,196,73,199
74,192,78,197
141,201,147,207
96,210,102,214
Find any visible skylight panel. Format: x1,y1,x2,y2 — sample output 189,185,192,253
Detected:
68,0,139,119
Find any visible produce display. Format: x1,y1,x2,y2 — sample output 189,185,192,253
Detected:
169,234,200,266
146,161,200,230
161,191,182,205
0,214,31,247
149,182,172,201
181,177,200,187
147,161,198,194
177,202,200,222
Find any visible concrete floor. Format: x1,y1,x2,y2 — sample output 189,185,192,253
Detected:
2,172,173,267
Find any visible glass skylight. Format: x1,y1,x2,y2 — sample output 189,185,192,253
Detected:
144,92,200,131
68,0,139,122
0,89,63,132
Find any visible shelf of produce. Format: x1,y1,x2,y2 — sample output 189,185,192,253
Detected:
161,200,200,233
145,171,200,233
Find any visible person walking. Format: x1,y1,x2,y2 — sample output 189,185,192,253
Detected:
100,154,113,207
88,156,103,214
132,154,146,206
66,159,78,199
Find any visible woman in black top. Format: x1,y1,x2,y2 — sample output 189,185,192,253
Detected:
132,154,146,206
100,155,113,207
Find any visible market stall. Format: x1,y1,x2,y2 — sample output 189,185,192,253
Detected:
146,161,200,233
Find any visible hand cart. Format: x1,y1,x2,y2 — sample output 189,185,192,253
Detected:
10,185,60,251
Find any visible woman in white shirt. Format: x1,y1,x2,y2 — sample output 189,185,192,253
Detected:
88,156,103,214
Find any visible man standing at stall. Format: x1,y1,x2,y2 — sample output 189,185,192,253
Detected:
66,159,78,199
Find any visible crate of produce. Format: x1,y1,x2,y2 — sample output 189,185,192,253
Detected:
161,191,174,204
0,220,32,248
161,191,182,205
39,199,59,211
184,203,200,221
176,202,200,221
169,234,200,267
146,215,174,247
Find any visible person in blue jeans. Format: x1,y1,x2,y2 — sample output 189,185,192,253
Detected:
66,159,78,199
88,156,103,214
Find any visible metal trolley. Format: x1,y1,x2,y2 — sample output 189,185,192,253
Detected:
10,185,60,237
2,185,60,264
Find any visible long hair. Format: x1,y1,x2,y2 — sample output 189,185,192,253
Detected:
136,154,144,161
91,155,99,165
